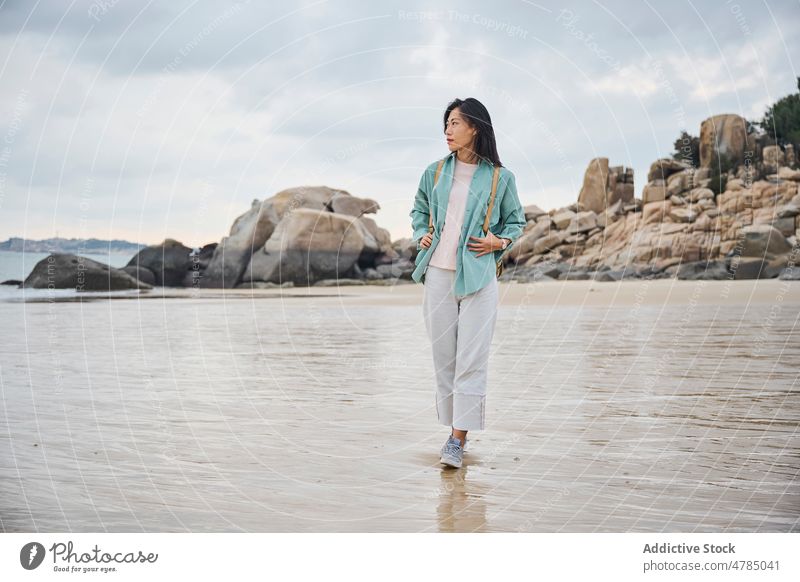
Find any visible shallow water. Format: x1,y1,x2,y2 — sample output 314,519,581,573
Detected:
0,283,798,532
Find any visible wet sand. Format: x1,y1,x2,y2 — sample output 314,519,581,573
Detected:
1,279,798,532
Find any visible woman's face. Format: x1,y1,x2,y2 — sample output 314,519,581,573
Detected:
445,108,477,154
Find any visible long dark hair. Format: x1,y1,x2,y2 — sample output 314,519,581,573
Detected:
443,97,503,167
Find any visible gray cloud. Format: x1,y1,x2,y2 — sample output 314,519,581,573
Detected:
1,0,798,245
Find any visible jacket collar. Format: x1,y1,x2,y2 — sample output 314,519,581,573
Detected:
445,150,492,168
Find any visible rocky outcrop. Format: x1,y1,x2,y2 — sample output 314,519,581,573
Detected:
498,113,799,282
641,160,699,208
30,185,400,290
23,253,152,291
510,163,799,280
577,158,633,213
200,186,382,288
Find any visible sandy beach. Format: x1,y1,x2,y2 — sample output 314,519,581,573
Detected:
1,279,798,532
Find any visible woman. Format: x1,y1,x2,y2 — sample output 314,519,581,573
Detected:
409,97,526,468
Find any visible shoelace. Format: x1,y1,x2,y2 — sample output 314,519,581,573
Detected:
442,440,463,457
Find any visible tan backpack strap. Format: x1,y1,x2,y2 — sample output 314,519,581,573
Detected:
482,166,501,234
428,158,446,232
434,158,445,183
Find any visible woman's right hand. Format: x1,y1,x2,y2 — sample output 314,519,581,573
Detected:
419,232,433,249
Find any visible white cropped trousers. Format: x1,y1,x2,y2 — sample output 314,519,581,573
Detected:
422,265,499,431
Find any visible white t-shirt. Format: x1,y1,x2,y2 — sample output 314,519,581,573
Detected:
429,158,479,270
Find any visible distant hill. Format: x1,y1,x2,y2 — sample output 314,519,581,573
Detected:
0,237,146,254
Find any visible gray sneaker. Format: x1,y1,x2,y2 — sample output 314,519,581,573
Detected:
440,434,468,456
440,436,465,468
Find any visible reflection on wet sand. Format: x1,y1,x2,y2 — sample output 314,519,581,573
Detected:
436,465,489,533
0,280,797,532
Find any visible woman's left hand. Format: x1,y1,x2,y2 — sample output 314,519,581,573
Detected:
467,232,502,257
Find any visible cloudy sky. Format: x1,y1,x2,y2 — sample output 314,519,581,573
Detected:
0,0,798,247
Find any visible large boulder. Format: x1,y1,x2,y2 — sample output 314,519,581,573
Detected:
729,256,769,279
552,209,576,230
126,238,193,287
666,169,697,197
23,253,152,291
738,224,793,257
241,208,366,286
647,158,690,182
532,232,564,254
329,190,380,217
699,114,748,167
201,198,279,288
577,158,609,214
203,187,379,288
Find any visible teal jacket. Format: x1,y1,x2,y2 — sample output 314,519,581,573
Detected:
409,151,526,296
